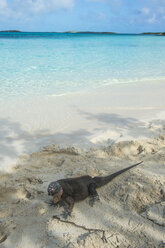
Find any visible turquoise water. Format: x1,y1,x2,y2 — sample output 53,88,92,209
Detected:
0,32,165,98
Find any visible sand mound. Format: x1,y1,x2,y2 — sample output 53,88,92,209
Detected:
0,134,165,248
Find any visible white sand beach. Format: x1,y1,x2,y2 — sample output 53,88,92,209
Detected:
0,79,165,170
0,79,165,247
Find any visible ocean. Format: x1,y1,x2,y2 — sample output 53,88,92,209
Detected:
0,32,165,99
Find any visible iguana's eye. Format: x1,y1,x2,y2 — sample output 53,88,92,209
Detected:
48,187,55,195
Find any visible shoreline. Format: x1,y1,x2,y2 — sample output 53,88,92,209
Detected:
1,77,165,101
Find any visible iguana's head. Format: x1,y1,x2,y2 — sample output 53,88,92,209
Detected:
47,181,63,203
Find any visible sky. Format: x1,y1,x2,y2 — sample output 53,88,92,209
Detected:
0,0,165,33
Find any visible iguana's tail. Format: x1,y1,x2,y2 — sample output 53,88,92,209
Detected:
93,161,143,188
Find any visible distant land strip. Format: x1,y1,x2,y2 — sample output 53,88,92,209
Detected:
0,30,21,32
0,30,117,34
139,32,165,36
0,30,165,35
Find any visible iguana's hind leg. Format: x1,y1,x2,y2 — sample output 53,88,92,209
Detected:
88,183,100,207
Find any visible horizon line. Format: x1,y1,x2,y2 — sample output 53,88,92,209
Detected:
0,30,165,35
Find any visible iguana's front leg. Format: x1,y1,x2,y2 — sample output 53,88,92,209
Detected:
61,196,74,219
88,183,100,207
46,199,58,207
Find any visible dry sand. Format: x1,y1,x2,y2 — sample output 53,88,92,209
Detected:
0,134,165,248
0,80,165,247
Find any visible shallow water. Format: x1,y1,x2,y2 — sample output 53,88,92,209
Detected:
0,32,165,99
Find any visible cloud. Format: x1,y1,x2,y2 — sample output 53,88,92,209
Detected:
147,14,157,23
0,0,74,18
97,12,106,20
86,0,122,6
0,0,7,9
141,7,150,15
26,0,74,13
157,7,165,14
0,0,14,17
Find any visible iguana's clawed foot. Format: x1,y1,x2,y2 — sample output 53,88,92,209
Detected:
89,195,100,207
61,210,71,219
46,200,57,207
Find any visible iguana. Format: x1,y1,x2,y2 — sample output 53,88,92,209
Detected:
47,161,143,218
